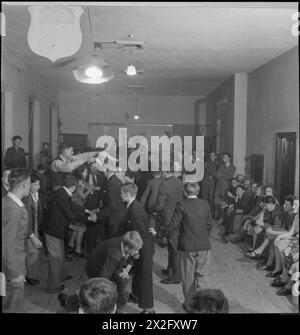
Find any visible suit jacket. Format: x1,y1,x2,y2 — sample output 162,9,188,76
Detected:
22,193,43,236
151,176,184,227
85,172,106,210
234,192,252,215
215,163,236,194
122,199,154,259
97,175,127,231
140,176,164,213
166,198,213,252
86,236,134,280
2,195,28,280
4,146,27,169
44,188,87,239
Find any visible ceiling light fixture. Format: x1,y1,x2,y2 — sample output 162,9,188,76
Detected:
126,64,137,76
134,114,140,120
85,66,103,78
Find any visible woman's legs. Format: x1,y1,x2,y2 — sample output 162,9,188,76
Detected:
68,230,76,249
75,231,85,254
254,238,269,254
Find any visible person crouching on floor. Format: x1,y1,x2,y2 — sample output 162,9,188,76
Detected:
58,231,143,313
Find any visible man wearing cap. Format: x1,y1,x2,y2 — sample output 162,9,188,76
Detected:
50,142,97,192
4,135,27,169
43,175,96,293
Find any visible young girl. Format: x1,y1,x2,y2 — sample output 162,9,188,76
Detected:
68,164,94,257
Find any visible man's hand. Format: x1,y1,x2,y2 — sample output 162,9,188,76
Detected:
85,209,93,215
119,269,129,279
149,228,157,236
88,213,97,223
10,274,26,287
30,234,43,249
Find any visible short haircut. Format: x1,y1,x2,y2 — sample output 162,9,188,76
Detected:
263,195,276,205
121,183,138,197
8,168,30,189
36,164,45,171
285,195,296,206
63,174,78,188
59,142,73,152
222,152,231,159
30,172,40,183
125,170,135,180
12,135,22,141
122,231,143,251
236,185,245,191
191,289,229,314
184,182,200,196
79,278,117,314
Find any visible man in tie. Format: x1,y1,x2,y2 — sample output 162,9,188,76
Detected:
4,135,27,169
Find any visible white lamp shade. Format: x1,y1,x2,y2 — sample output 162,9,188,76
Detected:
126,64,137,76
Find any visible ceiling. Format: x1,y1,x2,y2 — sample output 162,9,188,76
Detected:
1,2,298,96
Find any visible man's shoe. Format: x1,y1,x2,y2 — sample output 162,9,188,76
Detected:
276,288,292,296
271,280,286,288
161,269,168,276
160,279,181,284
26,278,40,286
256,264,273,271
140,309,155,314
58,292,67,308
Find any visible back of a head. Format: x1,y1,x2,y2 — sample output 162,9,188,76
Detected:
8,168,30,190
184,182,200,197
79,278,117,314
191,289,229,314
63,174,78,188
59,142,72,153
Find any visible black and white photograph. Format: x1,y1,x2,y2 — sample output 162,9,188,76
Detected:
1,1,299,317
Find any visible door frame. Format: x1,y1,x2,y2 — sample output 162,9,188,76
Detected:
274,131,296,202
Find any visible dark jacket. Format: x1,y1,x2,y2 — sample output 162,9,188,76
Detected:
166,197,213,252
140,176,164,213
234,192,252,215
97,175,127,237
86,237,134,280
44,187,87,239
4,146,27,169
151,176,184,227
123,199,154,259
22,193,43,236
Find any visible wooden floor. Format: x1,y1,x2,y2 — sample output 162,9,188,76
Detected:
24,223,299,313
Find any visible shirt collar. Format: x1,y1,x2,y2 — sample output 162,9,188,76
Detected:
59,154,67,162
127,198,135,208
7,192,24,207
30,192,39,201
187,195,198,199
225,162,230,168
63,186,73,197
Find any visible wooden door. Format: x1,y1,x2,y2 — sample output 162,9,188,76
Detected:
275,132,296,204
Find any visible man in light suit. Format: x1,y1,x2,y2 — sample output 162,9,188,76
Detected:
2,168,31,313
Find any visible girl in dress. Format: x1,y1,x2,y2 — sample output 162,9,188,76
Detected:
68,164,94,257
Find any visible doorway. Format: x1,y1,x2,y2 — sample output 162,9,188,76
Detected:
275,132,296,204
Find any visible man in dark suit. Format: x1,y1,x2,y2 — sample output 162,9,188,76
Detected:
4,135,27,169
151,168,184,284
120,183,155,314
59,231,143,313
96,170,127,239
43,175,95,293
151,182,213,312
22,173,44,286
2,168,31,313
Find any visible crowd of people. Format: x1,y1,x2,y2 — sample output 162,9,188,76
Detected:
2,134,298,314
